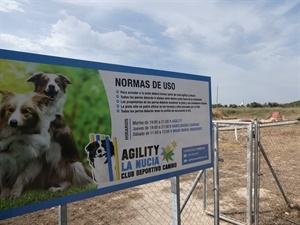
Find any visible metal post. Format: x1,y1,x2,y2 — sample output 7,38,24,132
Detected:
213,122,220,225
259,142,290,206
171,176,181,225
253,121,260,225
180,170,204,213
203,170,207,210
59,204,68,225
246,123,253,225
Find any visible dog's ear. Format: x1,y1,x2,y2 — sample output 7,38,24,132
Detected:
58,74,71,85
58,74,72,85
58,74,71,93
32,93,51,109
57,74,72,85
86,141,100,153
27,72,44,84
0,90,15,103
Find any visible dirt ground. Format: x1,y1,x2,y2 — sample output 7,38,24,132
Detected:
0,122,299,225
207,122,300,225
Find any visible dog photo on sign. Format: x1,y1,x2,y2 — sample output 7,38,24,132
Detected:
0,59,111,210
0,91,52,198
0,72,95,198
27,72,93,192
85,137,116,188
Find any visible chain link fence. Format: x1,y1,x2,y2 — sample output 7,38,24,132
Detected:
205,122,253,225
204,122,300,225
258,122,300,225
0,172,214,225
180,172,214,225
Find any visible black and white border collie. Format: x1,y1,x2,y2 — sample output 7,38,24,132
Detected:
0,90,51,198
27,72,93,192
85,139,116,187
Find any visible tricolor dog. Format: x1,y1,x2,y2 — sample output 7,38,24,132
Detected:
0,90,51,198
27,72,71,116
85,139,116,187
27,72,92,192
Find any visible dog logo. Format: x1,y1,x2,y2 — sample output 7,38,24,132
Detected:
85,135,116,187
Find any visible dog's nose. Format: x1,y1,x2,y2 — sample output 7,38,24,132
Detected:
48,84,55,91
9,120,18,127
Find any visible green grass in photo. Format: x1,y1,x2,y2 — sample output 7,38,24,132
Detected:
0,184,97,211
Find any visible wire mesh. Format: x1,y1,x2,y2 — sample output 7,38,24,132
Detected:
258,122,300,225
180,172,214,225
205,123,251,225
0,172,214,225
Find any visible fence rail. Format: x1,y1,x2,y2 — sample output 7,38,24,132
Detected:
205,122,253,225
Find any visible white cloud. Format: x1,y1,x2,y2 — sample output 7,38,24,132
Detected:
0,0,24,13
0,1,298,104
38,14,162,66
0,34,41,51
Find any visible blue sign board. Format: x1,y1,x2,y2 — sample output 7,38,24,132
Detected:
0,49,213,220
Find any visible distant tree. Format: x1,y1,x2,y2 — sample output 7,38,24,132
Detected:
283,100,300,108
267,102,280,107
249,102,263,108
229,104,237,108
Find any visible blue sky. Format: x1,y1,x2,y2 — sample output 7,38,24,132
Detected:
1,0,299,105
